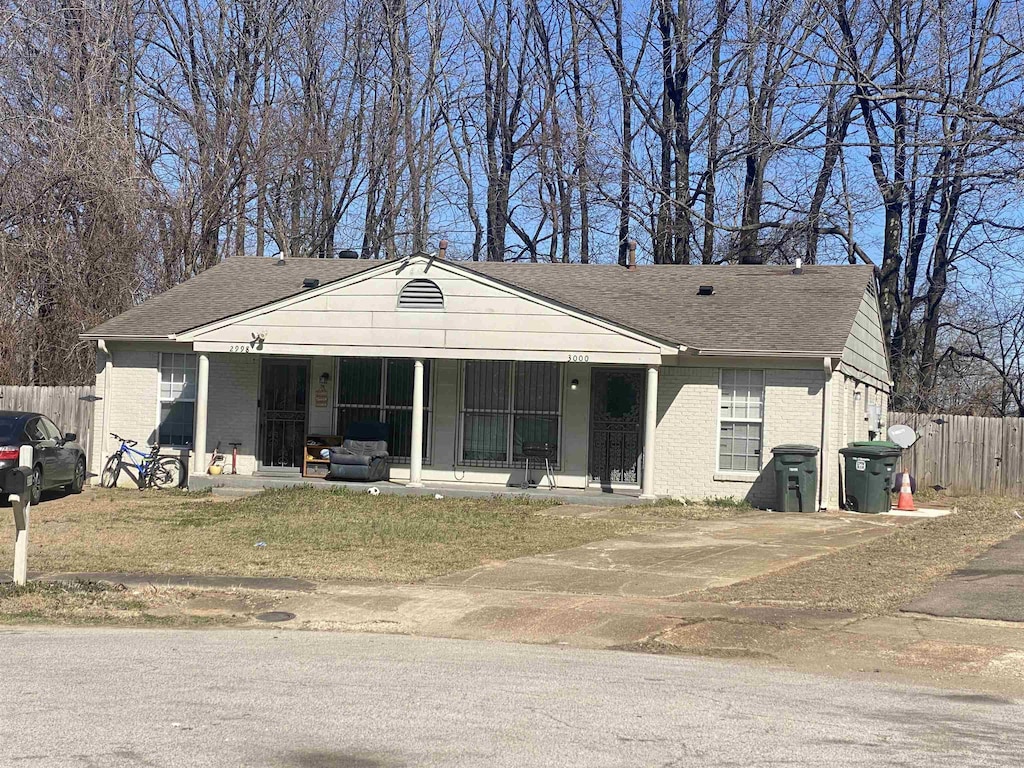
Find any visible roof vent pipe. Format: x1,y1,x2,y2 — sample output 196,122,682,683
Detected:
626,240,637,271
793,258,803,275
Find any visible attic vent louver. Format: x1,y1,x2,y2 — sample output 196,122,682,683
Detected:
398,279,444,310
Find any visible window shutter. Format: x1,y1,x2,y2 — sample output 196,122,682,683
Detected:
398,279,444,309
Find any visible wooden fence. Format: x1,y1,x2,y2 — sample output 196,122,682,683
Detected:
889,412,1024,496
0,386,96,456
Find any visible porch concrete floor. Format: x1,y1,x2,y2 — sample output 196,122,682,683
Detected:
189,471,647,506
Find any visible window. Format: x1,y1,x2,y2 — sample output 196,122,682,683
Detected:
719,369,764,472
461,361,562,466
159,353,197,446
38,417,63,441
335,358,431,462
23,418,47,442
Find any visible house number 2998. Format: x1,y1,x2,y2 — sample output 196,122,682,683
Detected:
568,354,590,362
228,345,252,353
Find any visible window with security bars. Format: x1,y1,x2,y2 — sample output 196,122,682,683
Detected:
718,369,765,472
460,361,562,467
158,353,197,446
335,358,431,462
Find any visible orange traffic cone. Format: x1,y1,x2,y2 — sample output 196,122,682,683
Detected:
896,470,916,511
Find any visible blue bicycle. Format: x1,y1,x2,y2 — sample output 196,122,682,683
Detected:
101,433,185,490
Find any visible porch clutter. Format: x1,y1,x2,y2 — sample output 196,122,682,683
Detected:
327,421,390,482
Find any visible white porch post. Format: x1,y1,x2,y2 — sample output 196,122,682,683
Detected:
193,352,210,474
640,364,659,500
408,358,425,487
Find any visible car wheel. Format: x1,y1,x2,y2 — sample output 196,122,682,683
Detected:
29,465,42,506
70,457,86,494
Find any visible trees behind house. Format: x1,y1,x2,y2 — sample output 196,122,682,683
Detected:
1,0,1022,415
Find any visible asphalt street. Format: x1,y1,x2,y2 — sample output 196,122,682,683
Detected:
1,627,1022,767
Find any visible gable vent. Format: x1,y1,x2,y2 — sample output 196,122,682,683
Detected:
398,279,445,310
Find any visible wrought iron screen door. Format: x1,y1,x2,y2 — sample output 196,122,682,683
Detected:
259,359,309,468
588,368,644,486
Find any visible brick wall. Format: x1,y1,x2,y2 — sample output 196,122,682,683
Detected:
205,353,260,474
654,364,824,507
89,343,162,486
829,366,891,508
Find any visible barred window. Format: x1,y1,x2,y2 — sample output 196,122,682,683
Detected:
158,353,197,446
335,358,431,462
460,361,561,467
718,369,764,472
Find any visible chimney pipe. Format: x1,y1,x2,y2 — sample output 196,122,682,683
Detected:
626,240,637,271
438,239,449,260
793,257,803,275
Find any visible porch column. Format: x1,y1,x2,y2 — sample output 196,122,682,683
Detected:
640,364,659,500
193,352,210,474
408,358,425,487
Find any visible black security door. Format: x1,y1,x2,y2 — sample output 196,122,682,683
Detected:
259,360,309,467
588,368,645,486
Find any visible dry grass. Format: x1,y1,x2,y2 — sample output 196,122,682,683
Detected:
623,496,754,521
0,487,656,583
0,581,236,627
701,496,1024,614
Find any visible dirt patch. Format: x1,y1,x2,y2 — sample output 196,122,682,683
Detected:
0,487,663,584
698,497,1024,614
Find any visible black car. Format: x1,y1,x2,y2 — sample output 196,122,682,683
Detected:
0,411,87,505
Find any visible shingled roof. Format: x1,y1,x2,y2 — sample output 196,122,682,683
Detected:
83,257,876,356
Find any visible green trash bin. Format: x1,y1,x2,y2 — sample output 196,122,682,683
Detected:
849,440,901,449
771,444,819,513
840,444,902,513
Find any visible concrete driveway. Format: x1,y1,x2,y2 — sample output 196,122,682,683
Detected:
904,532,1024,621
431,509,917,599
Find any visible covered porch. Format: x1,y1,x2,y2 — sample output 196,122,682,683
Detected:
191,352,662,499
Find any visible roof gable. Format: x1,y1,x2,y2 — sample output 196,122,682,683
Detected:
181,258,670,363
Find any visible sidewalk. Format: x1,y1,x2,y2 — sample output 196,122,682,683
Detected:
20,569,1024,695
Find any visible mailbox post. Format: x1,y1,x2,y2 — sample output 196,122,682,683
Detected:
9,445,32,586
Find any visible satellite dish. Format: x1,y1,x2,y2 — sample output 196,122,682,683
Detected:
887,424,917,449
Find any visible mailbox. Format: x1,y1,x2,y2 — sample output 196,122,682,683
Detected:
3,466,32,496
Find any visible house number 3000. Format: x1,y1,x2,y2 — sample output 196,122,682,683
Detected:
568,354,590,362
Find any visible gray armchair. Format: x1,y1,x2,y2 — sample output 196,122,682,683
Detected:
327,422,390,482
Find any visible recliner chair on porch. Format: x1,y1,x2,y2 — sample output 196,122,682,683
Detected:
327,422,390,482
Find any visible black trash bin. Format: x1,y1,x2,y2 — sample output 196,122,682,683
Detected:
771,444,820,513
840,444,902,513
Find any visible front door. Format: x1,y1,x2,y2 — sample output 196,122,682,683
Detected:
259,360,309,468
588,368,644,487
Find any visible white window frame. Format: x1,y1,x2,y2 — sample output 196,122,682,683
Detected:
157,352,197,448
458,361,563,468
717,368,765,474
334,357,433,464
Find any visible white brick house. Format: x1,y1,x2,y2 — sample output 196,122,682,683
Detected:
82,255,890,508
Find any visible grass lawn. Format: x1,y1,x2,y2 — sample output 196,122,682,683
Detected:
701,495,1024,614
0,486,695,583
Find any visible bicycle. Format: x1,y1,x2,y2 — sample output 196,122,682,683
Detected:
101,433,186,490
